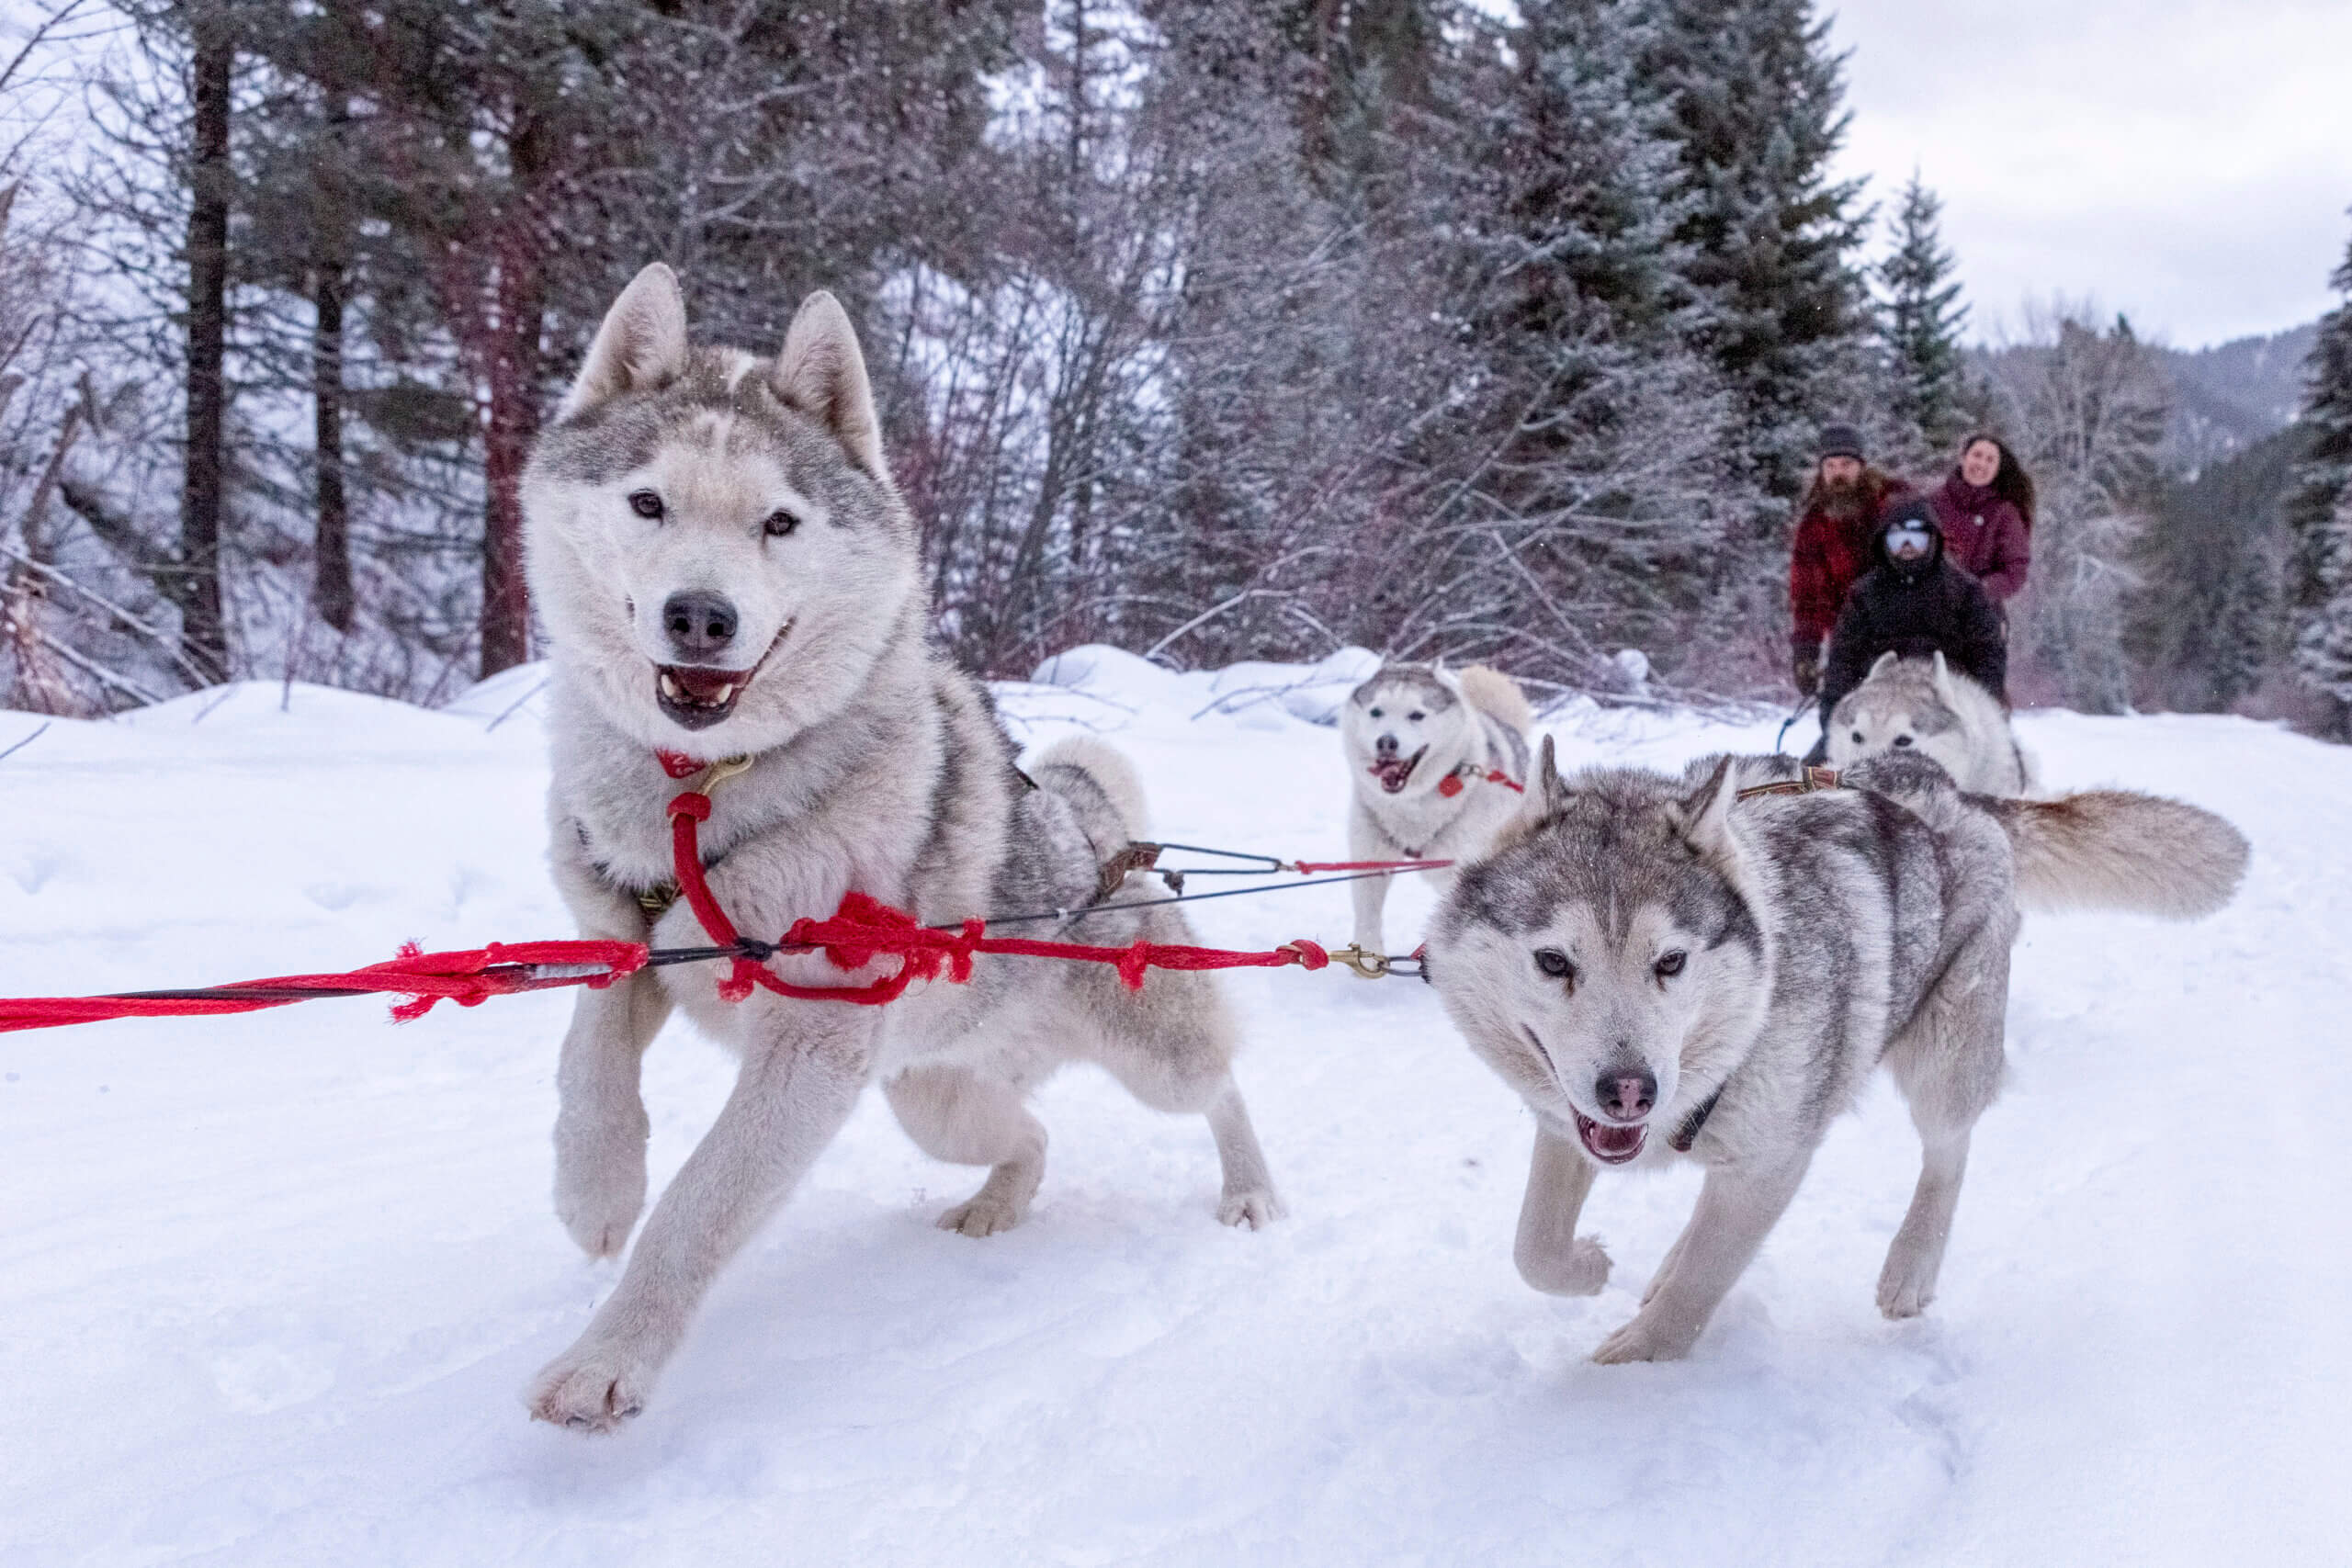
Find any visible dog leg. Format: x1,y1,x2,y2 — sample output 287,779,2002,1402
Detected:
526,1013,874,1433
1348,803,1390,954
1641,1227,1691,1306
551,966,672,1258
1204,1080,1284,1228
1514,1125,1608,1295
884,1064,1049,1237
1593,1155,1810,1364
1878,1131,1971,1318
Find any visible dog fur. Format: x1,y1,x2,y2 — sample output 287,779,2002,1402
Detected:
1826,650,2032,795
1426,740,2246,1362
1340,662,1533,955
518,264,1282,1433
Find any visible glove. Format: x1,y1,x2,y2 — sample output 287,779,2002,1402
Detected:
1792,648,1820,697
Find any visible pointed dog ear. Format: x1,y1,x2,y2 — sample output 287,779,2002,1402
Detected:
1495,734,1566,847
1930,649,1957,699
774,290,889,481
560,263,687,421
1668,755,1741,863
1868,649,1899,681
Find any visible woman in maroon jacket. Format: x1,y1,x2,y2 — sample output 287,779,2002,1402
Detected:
1928,434,2035,611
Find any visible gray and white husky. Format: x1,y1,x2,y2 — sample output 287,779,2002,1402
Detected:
1827,650,2033,795
1340,662,1533,956
1427,742,2245,1363
517,264,1282,1433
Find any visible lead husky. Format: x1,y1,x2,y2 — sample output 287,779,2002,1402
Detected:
1827,650,2032,795
519,265,1283,1433
1340,662,1533,956
1428,743,2245,1362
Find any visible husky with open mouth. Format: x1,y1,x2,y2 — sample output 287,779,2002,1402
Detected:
1338,662,1532,958
1426,742,2247,1363
518,264,1283,1434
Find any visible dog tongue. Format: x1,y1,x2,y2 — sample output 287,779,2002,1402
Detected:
1372,758,1415,792
670,667,735,704
1587,1122,1645,1157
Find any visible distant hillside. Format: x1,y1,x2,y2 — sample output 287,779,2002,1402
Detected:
2153,321,2319,474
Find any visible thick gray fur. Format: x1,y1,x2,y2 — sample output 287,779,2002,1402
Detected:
519,264,1281,1434
1827,650,2033,795
1428,740,2247,1362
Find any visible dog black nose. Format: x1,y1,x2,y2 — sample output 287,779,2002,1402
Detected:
1374,734,1399,756
662,592,737,660
1595,1070,1656,1122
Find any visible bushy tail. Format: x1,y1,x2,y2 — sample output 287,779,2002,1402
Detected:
1457,664,1534,735
1030,734,1148,841
1991,790,2247,919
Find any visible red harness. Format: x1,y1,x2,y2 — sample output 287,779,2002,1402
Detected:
1436,762,1526,798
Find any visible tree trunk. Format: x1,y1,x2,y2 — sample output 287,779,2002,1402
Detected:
312,94,354,635
179,15,233,682
475,120,546,679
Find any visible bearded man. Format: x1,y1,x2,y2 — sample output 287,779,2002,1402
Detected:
1787,423,1909,697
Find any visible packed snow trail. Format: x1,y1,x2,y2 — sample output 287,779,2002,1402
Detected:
1,656,2343,1566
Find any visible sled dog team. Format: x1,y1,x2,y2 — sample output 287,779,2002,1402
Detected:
522,265,2250,1431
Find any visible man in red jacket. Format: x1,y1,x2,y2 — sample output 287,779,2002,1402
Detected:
1788,423,1908,697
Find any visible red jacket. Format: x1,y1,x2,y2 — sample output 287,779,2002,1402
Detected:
1927,473,2031,604
1789,469,1908,653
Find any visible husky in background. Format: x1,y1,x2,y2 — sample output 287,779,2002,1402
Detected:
1427,742,2246,1363
1340,663,1533,956
518,264,1283,1433
1827,650,2032,795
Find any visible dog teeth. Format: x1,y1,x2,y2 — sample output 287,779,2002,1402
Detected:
715,683,735,705
659,671,682,700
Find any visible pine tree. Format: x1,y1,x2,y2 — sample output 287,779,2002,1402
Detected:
2290,215,2352,738
1876,171,1967,455
1639,0,1872,506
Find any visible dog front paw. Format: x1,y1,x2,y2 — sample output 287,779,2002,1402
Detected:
1518,1235,1611,1296
938,1194,1029,1237
1217,1186,1286,1229
1591,1308,1700,1365
526,1337,655,1434
1875,1248,1940,1319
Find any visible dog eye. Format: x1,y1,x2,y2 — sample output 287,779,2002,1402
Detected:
1655,950,1687,980
628,490,664,520
1408,711,1425,722
1851,730,1864,743
1533,948,1576,983
763,509,799,538
1894,734,1914,748
1368,707,1383,718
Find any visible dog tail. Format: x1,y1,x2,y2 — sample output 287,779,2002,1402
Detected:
1990,790,2247,919
1457,664,1533,735
1030,734,1149,841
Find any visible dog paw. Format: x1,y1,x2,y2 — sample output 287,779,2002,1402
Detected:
526,1339,653,1434
938,1194,1028,1237
1518,1235,1610,1296
1217,1187,1286,1229
1875,1257,1939,1319
553,1124,648,1259
1591,1310,1698,1365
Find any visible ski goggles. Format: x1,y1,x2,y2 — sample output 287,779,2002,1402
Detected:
1883,524,1934,556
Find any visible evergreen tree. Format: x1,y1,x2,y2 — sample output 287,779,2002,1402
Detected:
1639,0,1872,506
2290,215,2352,738
1876,170,1967,456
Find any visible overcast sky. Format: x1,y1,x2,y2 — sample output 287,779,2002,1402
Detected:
1825,0,2352,350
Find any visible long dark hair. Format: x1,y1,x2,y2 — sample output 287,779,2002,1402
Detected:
1958,433,2036,528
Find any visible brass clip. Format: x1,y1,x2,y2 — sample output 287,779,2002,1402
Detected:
1327,943,1393,980
691,754,754,795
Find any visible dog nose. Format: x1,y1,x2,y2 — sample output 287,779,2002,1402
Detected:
1374,734,1399,756
1594,1070,1656,1122
662,592,737,660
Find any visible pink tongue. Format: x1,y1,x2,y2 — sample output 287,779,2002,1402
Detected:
670,668,734,703
1372,759,1413,791
1588,1122,1644,1156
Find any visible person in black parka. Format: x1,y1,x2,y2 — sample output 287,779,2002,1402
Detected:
1812,495,2007,750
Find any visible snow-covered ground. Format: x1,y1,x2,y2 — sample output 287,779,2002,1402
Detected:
2,655,2345,1566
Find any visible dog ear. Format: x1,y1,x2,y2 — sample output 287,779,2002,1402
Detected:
1930,649,1956,700
1867,649,1899,681
1492,734,1565,847
774,290,889,481
1668,755,1740,864
560,263,688,421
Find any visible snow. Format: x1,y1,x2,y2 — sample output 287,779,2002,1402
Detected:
2,662,2346,1566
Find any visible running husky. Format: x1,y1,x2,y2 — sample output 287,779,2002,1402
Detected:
1827,650,2032,795
1340,662,1533,956
518,264,1283,1433
1427,743,2245,1362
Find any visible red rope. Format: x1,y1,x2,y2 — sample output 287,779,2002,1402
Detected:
0,940,648,1035
666,788,1330,1005
1288,858,1455,874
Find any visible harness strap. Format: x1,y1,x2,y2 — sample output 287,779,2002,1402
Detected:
1668,1087,1724,1153
1735,764,1842,801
